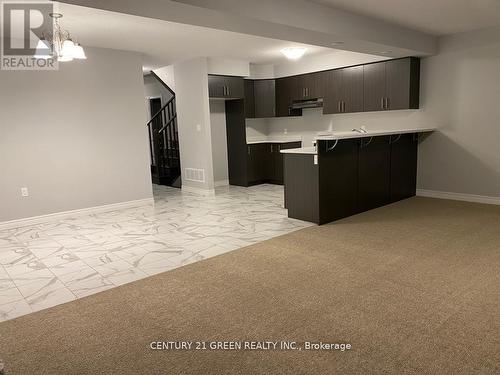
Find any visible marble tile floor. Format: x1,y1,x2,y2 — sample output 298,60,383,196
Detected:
0,184,313,322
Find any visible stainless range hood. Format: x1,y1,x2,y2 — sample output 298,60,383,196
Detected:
291,97,323,109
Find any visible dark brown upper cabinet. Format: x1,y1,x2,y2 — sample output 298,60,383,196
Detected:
363,57,420,112
294,72,326,100
244,80,255,118
208,75,244,99
275,77,302,117
241,57,419,119
253,79,276,118
323,65,364,114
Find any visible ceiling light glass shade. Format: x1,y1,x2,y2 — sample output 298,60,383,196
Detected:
60,39,76,59
34,39,52,59
281,47,307,60
72,43,87,59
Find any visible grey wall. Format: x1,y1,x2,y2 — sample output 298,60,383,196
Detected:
417,28,500,197
173,57,215,191
262,28,500,198
0,47,152,222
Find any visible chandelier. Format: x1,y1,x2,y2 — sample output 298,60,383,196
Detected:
34,13,86,62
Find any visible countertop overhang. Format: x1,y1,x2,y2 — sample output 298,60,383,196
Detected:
280,127,437,155
279,146,317,155
247,138,302,145
315,127,436,141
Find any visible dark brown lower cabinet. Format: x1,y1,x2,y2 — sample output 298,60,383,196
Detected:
390,133,418,202
270,142,301,184
247,143,267,184
357,136,391,212
283,134,419,225
247,142,301,186
284,154,319,223
318,139,360,224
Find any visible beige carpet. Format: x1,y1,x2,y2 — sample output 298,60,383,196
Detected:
1,197,499,375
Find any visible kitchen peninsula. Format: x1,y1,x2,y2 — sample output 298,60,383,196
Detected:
282,128,435,224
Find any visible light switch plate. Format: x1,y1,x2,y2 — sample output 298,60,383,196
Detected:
21,187,29,197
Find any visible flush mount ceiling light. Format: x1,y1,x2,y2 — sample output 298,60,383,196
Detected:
34,13,86,62
281,47,307,60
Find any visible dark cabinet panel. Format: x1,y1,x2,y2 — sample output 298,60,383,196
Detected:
246,141,302,185
363,62,386,112
254,79,276,118
357,136,391,212
323,69,343,114
225,99,248,187
275,77,302,117
270,141,301,184
244,80,255,118
390,133,418,202
275,77,290,117
363,57,420,111
386,58,420,110
208,75,244,99
323,66,363,114
286,133,420,225
247,143,267,184
317,139,359,224
313,71,327,99
343,66,364,113
295,72,325,100
284,154,320,223
208,75,225,98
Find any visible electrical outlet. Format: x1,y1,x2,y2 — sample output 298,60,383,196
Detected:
284,128,288,134
196,124,201,132
21,187,29,197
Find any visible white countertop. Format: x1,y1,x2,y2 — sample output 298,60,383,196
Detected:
315,127,436,140
280,146,317,155
247,138,302,145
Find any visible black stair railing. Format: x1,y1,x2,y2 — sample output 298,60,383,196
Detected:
146,95,180,186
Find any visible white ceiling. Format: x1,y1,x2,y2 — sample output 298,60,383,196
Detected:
58,3,336,70
308,0,500,36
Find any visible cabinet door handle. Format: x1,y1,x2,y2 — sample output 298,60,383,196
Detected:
342,101,346,113
385,97,389,110
270,145,273,153
381,97,385,109
248,146,250,155
338,101,342,113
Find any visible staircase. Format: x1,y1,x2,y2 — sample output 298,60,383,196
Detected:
147,74,181,188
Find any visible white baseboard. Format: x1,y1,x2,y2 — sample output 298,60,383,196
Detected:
181,185,216,196
214,179,229,188
416,189,500,205
0,198,155,230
